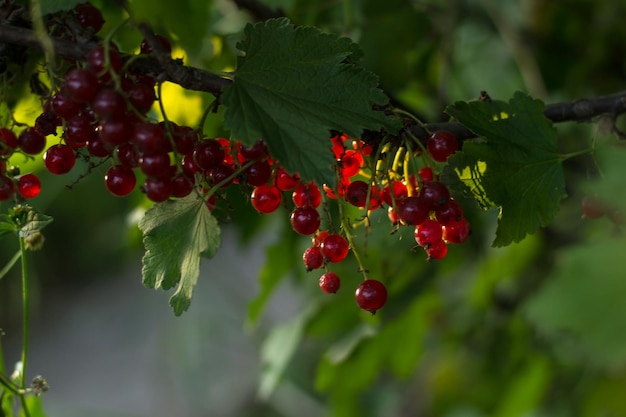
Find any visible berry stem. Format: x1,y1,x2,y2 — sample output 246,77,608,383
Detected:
18,236,32,417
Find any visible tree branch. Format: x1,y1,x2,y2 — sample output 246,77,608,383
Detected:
1,21,626,142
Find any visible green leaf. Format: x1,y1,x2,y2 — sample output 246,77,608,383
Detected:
222,17,400,187
0,103,11,127
139,195,221,316
40,0,84,15
524,237,626,367
17,208,53,239
446,91,566,247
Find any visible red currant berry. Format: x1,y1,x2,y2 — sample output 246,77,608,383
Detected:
65,114,96,147
209,163,235,188
239,139,269,162
17,173,41,199
414,219,443,247
245,159,272,186
418,166,434,183
427,130,458,162
18,128,47,155
0,128,18,156
0,175,15,201
320,233,349,263
319,272,341,294
91,89,126,120
397,196,429,226
87,45,123,78
64,68,99,103
275,167,300,191
434,198,464,225
105,165,136,197
99,118,130,147
340,149,363,178
143,176,172,202
425,239,447,260
355,279,387,313
171,173,195,198
442,217,471,244
51,90,81,120
420,181,450,210
290,205,320,235
194,139,224,170
346,180,369,207
74,2,104,33
140,152,172,178
381,180,408,206
172,125,198,156
44,144,76,175
303,246,324,271
312,230,329,247
251,184,282,214
126,82,156,113
292,182,322,208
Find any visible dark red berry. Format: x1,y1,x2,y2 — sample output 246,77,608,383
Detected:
290,205,320,235
18,128,47,155
99,119,130,147
355,279,387,313
91,89,126,120
420,181,450,210
303,246,324,271
194,139,224,170
0,175,15,201
442,217,471,244
171,173,194,198
319,272,341,294
64,68,99,103
251,184,282,214
127,82,156,113
51,90,81,120
87,45,123,78
0,128,18,156
34,111,61,136
245,159,272,186
427,130,458,162
74,2,105,33
320,233,349,263
143,176,172,202
425,239,447,260
105,165,136,197
397,196,429,226
414,219,443,247
292,182,322,208
275,167,300,191
140,152,172,178
18,173,41,199
44,144,76,175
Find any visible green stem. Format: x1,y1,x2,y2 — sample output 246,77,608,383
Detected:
19,237,31,417
559,148,594,161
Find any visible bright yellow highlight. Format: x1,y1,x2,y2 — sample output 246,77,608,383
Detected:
158,80,203,127
492,111,512,120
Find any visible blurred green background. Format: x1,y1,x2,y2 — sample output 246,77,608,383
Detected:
2,0,626,416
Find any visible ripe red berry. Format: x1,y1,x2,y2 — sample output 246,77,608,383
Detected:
414,219,443,247
355,279,387,313
320,233,349,263
0,175,15,201
427,130,458,162
292,182,322,208
397,196,429,226
194,139,224,170
381,180,408,206
245,159,272,186
105,165,136,197
140,152,172,178
126,82,156,113
251,184,282,214
442,217,471,244
434,198,464,225
74,2,105,33
319,272,341,294
346,180,369,207
340,149,363,178
425,239,447,260
51,90,81,120
0,128,18,156
18,128,47,155
420,181,450,210
275,167,300,191
87,45,123,78
17,173,41,199
290,205,320,235
91,89,126,120
303,246,324,271
44,144,76,175
143,176,172,202
64,68,99,103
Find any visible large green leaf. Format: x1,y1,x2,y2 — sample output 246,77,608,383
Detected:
446,91,566,247
139,195,221,316
222,17,400,187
